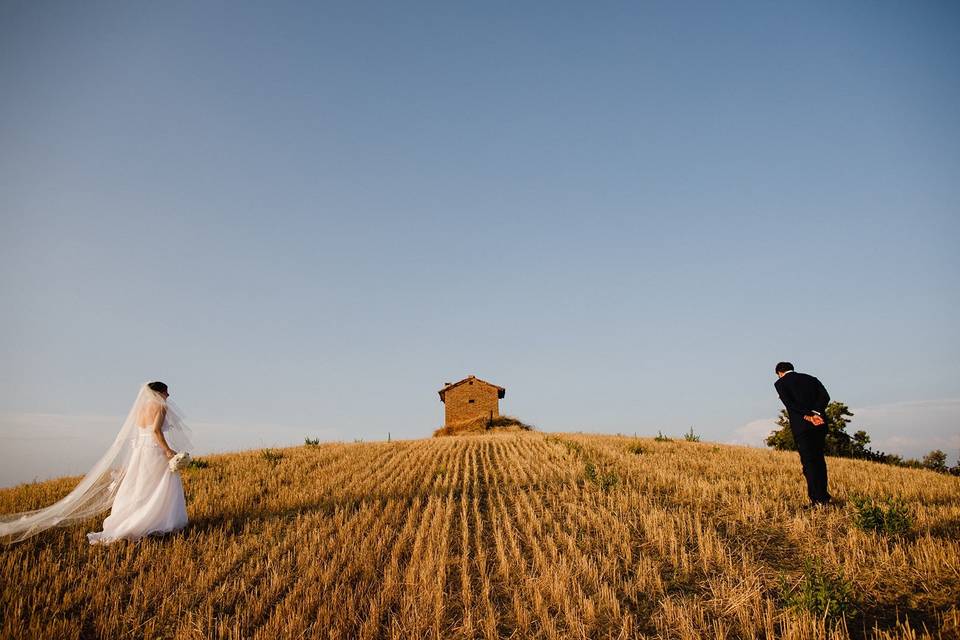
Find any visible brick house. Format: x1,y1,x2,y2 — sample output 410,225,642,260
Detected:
438,375,506,427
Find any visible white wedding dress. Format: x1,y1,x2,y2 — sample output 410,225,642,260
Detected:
86,425,188,544
1,383,191,545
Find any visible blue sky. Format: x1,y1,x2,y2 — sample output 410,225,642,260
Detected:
1,2,958,485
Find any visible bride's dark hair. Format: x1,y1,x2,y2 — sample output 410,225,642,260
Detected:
147,381,168,394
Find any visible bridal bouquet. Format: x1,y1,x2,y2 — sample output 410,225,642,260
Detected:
169,452,192,472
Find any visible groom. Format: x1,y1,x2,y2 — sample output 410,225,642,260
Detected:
774,362,832,507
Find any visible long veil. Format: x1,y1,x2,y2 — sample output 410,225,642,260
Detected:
0,383,192,544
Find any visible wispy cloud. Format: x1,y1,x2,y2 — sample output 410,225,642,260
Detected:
854,399,960,459
728,418,778,448
0,412,342,488
732,399,960,459
0,412,121,440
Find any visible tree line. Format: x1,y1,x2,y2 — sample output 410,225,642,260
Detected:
765,401,959,475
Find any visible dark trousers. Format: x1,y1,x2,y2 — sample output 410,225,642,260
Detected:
794,428,830,504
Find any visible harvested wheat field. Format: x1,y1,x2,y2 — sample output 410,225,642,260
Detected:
1,432,959,639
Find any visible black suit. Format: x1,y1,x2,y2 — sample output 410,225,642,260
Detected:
775,371,831,504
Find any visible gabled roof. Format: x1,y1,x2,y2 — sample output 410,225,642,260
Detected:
438,375,506,402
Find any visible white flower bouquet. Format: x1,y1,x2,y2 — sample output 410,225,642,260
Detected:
169,451,192,472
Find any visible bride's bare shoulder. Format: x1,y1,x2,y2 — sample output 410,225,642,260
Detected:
137,400,167,426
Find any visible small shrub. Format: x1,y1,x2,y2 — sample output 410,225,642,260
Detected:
261,449,283,464
626,442,646,455
655,431,673,443
547,437,583,455
683,427,700,442
435,415,534,437
487,415,534,431
850,496,912,536
584,461,619,492
304,437,320,446
185,458,209,470
584,461,596,480
780,559,855,620
433,466,447,480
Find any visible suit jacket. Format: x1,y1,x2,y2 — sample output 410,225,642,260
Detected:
775,372,830,436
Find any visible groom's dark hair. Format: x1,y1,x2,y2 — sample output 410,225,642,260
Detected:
148,381,169,393
775,362,794,374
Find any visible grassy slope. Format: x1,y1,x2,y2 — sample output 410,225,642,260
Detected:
1,433,958,639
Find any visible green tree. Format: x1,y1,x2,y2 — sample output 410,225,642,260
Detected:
850,430,872,458
765,410,796,450
922,450,948,473
822,402,855,456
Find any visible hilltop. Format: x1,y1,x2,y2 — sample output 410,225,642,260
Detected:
1,433,958,639
433,414,535,437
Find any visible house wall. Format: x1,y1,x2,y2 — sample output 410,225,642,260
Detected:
444,381,500,426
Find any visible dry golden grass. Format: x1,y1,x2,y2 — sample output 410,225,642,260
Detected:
1,433,958,639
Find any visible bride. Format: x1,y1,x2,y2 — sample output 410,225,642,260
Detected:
0,381,190,544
